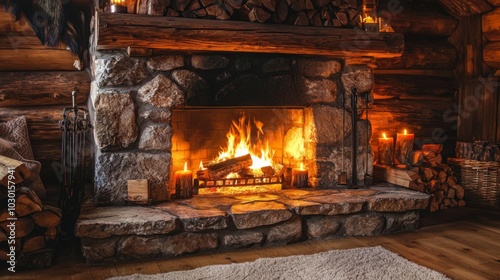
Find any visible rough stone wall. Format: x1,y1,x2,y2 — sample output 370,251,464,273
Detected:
90,50,374,205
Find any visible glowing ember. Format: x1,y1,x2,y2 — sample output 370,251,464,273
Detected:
216,114,275,176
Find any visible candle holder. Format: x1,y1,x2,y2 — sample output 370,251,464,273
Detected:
362,0,379,33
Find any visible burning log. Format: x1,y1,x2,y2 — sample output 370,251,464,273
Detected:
206,154,253,179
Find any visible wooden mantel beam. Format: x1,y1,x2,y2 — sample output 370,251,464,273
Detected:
437,0,493,18
96,13,404,59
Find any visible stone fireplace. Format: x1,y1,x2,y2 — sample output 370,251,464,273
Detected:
90,51,374,204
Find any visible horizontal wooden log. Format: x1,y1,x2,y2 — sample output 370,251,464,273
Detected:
96,12,404,58
0,35,66,50
482,8,500,41
0,11,33,35
388,10,458,37
207,154,253,178
438,0,492,18
484,42,500,68
0,72,90,107
0,49,78,71
373,74,455,101
376,40,457,70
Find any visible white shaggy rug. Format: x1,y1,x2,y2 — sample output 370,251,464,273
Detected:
108,246,450,280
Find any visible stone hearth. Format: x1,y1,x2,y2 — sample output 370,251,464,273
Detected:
76,185,430,263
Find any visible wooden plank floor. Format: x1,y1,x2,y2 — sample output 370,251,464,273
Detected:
1,208,499,280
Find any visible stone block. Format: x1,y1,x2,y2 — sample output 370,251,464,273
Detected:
304,105,351,145
147,55,185,71
155,203,227,232
94,152,171,204
262,58,291,73
171,70,210,99
234,58,252,71
266,217,302,244
305,216,341,238
343,212,385,236
93,91,138,150
138,74,185,108
191,54,229,70
296,58,342,78
222,231,264,248
216,74,264,105
367,189,430,212
138,109,172,124
76,204,176,238
138,124,173,151
161,233,219,256
266,75,300,105
230,201,293,229
341,65,374,94
300,78,338,104
94,53,149,87
299,193,365,215
81,237,119,263
384,211,419,234
118,236,163,259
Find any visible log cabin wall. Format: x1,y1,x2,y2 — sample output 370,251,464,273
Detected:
0,10,91,188
370,0,459,160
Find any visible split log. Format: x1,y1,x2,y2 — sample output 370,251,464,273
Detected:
437,0,492,18
23,235,46,253
207,154,253,179
484,42,500,68
458,199,466,206
15,187,43,217
422,150,439,167
482,8,500,41
96,12,404,58
437,171,447,183
423,168,435,181
294,12,309,25
262,0,276,11
447,187,456,199
248,7,271,22
372,164,418,188
0,155,30,186
450,184,465,199
0,71,90,107
421,144,444,154
272,0,288,22
31,206,62,228
45,227,58,242
411,150,424,166
0,210,9,222
430,199,439,212
0,230,6,242
225,0,243,9
0,218,34,238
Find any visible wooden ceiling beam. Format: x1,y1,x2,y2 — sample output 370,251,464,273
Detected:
437,0,493,18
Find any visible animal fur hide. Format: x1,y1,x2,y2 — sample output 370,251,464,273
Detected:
1,0,90,63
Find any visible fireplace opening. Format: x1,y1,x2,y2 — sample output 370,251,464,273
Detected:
171,107,306,195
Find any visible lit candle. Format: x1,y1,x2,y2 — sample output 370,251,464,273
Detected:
110,0,127,13
378,133,394,166
175,162,193,198
292,163,308,188
395,129,414,165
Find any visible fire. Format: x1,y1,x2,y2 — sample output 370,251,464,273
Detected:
382,133,387,139
184,162,188,172
404,129,407,135
217,114,274,172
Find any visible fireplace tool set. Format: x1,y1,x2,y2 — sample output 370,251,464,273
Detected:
339,88,372,188
58,91,92,234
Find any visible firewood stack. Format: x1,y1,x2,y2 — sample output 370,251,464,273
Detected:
134,0,360,27
374,144,466,212
0,158,61,268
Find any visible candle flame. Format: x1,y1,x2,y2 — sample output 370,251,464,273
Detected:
404,129,407,135
300,162,304,170
383,133,387,139
199,161,204,170
184,162,188,172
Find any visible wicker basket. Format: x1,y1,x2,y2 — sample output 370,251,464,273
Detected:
448,158,500,209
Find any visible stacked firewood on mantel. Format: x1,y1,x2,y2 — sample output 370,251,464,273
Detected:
0,156,61,269
373,144,466,212
123,0,360,27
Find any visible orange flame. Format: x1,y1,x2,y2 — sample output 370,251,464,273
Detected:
404,129,407,135
184,162,188,172
300,162,304,170
382,133,387,139
199,161,204,170
217,114,274,171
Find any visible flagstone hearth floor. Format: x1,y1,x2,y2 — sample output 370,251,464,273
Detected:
75,185,430,263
